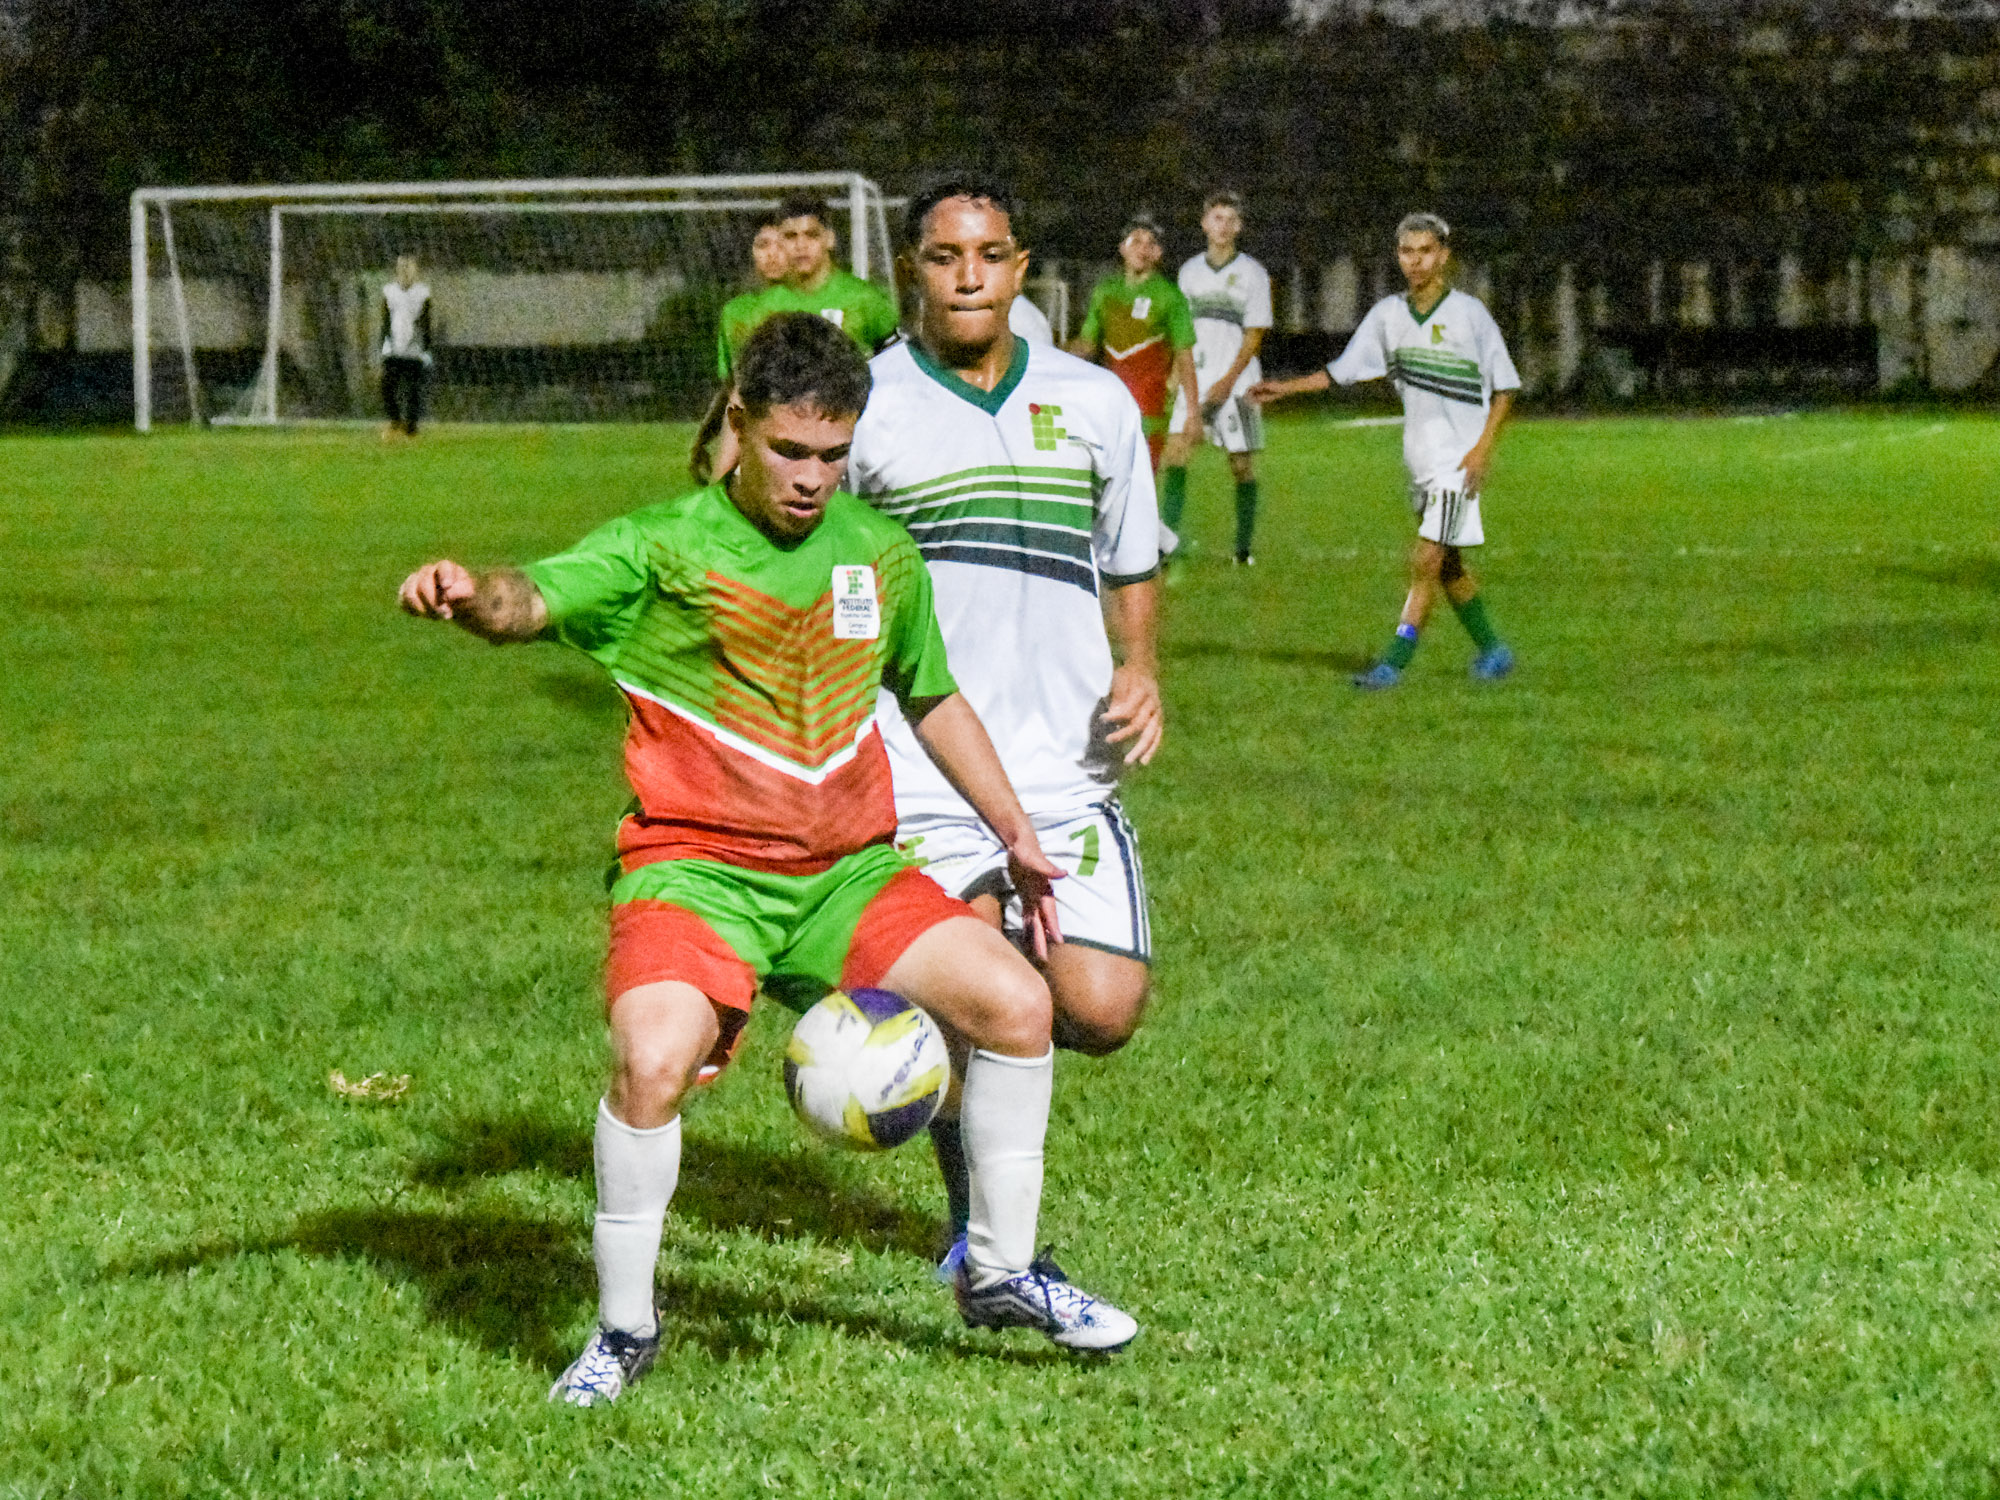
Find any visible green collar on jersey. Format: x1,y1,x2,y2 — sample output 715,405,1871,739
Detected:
908,334,1029,417
1203,250,1239,273
1406,287,1452,325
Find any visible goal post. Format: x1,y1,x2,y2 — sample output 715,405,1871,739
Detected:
129,173,897,431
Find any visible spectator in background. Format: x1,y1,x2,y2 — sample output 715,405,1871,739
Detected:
380,254,433,440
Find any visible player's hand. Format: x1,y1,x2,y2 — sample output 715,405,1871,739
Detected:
1004,837,1066,960
1199,395,1226,423
1245,379,1284,406
399,559,477,621
1460,444,1493,497
1102,665,1164,766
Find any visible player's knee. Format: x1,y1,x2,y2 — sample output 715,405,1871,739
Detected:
1051,969,1150,1057
979,959,1054,1055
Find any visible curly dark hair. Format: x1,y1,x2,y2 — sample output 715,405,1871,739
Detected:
903,171,1020,248
734,312,872,420
775,193,829,226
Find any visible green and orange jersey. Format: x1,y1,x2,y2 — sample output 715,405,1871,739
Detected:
716,271,902,380
1076,271,1196,422
524,485,955,877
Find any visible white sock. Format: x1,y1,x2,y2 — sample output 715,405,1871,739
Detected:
960,1047,1053,1290
592,1098,680,1336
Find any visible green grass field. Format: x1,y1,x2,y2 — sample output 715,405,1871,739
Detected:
3,410,1999,1498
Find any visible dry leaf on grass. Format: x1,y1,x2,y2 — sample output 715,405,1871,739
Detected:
328,1069,412,1104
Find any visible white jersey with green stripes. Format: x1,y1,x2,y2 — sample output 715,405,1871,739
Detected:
850,335,1161,821
1327,288,1521,491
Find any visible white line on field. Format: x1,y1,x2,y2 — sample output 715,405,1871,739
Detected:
1776,421,1948,460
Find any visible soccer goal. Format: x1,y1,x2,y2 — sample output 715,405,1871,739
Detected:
128,174,898,431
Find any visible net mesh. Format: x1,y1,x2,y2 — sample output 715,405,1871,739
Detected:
136,179,897,426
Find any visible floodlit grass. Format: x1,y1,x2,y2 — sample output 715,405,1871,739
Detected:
3,410,1998,1497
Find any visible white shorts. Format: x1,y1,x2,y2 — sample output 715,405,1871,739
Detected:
1170,389,1265,454
897,801,1151,962
1413,484,1484,547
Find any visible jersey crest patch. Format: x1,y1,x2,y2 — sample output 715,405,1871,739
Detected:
831,565,879,639
821,308,846,329
1432,324,1446,344
1028,403,1067,452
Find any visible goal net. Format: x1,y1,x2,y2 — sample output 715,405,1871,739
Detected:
129,174,897,430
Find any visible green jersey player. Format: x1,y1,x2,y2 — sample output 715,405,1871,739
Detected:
1251,213,1519,686
1069,214,1201,472
847,174,1164,1279
400,315,1138,1406
701,194,904,483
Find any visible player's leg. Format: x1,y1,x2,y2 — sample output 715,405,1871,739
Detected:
1158,387,1192,532
406,362,427,437
873,915,1137,1349
380,360,403,439
1440,528,1513,678
554,888,762,1406
1227,448,1258,565
1045,944,1149,1055
1356,531,1445,689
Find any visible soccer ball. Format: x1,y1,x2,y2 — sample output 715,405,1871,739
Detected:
783,988,950,1151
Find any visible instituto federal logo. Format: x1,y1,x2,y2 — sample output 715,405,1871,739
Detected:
1028,403,1066,451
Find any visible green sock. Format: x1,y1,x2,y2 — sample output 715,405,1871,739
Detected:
1384,622,1420,669
1451,593,1500,652
1233,480,1259,558
1160,466,1188,529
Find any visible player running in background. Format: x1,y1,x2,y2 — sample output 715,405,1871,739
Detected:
847,174,1164,1279
1250,212,1519,688
1069,213,1201,473
1160,192,1272,565
399,315,1138,1406
700,194,904,482
378,254,433,439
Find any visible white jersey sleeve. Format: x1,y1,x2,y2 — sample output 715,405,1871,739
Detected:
1094,384,1162,585
1243,260,1274,331
1473,299,1522,393
1008,295,1055,347
1327,299,1393,385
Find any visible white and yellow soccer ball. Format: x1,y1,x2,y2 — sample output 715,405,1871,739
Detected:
784,988,950,1151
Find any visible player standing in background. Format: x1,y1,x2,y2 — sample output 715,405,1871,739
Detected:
379,254,433,440
1160,192,1272,565
701,195,904,482
1070,213,1201,473
691,211,791,483
847,175,1164,1279
1249,212,1518,688
400,316,1138,1405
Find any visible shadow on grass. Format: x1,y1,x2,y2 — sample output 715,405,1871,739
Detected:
1165,638,1373,672
125,1202,1052,1371
531,669,628,719
1879,556,2000,593
410,1113,938,1258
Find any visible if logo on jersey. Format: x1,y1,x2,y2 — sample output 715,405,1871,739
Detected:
830,565,879,639
1028,403,1066,451
1431,324,1445,345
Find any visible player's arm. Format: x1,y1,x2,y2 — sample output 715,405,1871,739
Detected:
1067,291,1103,359
1202,327,1265,418
378,299,392,360
1103,576,1163,765
1459,388,1515,496
904,693,1066,956
399,561,547,643
1246,368,1330,405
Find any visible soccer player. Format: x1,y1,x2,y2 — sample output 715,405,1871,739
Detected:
701,195,904,482
846,175,1164,1275
1070,213,1201,472
714,195,901,382
1160,192,1272,565
1249,212,1519,688
398,315,1139,1406
692,212,791,483
378,254,433,439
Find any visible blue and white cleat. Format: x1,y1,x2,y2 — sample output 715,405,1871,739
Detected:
954,1249,1139,1353
1470,644,1515,681
549,1323,660,1407
935,1234,968,1284
1352,662,1401,691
